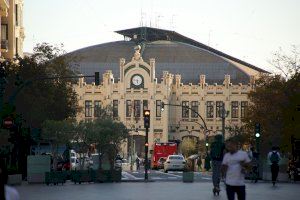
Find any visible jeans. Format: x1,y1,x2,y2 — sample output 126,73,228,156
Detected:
271,164,279,183
212,160,222,187
226,185,246,200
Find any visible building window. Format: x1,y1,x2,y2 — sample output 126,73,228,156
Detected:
241,101,248,118
126,100,132,117
15,4,19,26
1,24,8,50
113,100,118,118
156,100,161,117
206,101,214,118
94,101,101,117
182,101,189,118
143,100,148,112
191,101,199,118
15,38,18,56
134,100,141,118
85,100,92,117
216,101,224,118
231,101,239,118
1,24,8,39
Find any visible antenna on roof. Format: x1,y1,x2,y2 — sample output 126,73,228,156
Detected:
155,14,163,28
208,30,212,46
140,9,146,27
170,14,176,30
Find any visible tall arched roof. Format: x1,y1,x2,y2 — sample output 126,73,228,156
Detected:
68,27,267,84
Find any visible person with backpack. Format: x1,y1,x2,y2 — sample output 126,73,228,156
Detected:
268,146,281,186
210,134,225,195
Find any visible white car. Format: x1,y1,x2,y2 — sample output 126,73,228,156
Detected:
164,155,186,173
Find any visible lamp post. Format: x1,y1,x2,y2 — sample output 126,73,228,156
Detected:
184,120,211,155
220,102,229,141
162,102,209,157
130,130,134,171
161,102,208,131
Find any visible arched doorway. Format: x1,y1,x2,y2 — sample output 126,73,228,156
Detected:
127,131,146,158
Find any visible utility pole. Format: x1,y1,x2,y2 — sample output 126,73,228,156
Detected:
143,110,150,181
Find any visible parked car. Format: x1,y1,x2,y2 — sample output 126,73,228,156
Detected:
157,157,167,169
164,155,186,173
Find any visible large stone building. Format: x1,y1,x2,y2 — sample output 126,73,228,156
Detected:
0,0,24,59
71,27,267,157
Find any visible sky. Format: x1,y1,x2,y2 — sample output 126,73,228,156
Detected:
24,0,300,72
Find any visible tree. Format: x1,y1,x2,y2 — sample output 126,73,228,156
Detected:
72,120,92,170
41,119,75,170
243,47,300,155
181,137,198,158
226,125,250,147
68,105,129,171
86,118,129,171
269,45,300,78
1,43,79,128
281,72,300,151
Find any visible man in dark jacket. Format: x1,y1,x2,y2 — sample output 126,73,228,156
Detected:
210,135,225,194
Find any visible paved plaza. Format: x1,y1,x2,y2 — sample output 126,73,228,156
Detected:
17,181,299,200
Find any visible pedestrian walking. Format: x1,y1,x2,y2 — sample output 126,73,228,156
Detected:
136,157,140,170
210,134,225,195
248,147,259,183
268,146,281,186
221,139,251,200
204,153,211,172
197,155,202,171
0,159,20,200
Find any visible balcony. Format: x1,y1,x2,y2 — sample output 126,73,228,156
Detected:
1,39,8,51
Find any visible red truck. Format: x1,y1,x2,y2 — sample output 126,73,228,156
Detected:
151,142,178,169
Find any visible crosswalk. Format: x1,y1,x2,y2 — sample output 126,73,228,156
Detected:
122,170,212,181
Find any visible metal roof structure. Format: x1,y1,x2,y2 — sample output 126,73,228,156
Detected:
68,27,268,84
116,27,268,73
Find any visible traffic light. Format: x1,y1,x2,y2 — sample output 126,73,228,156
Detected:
144,110,150,128
255,123,261,138
95,72,100,86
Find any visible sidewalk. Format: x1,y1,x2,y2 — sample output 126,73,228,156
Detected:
17,181,299,200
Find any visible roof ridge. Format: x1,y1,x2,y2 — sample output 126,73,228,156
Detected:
115,27,269,73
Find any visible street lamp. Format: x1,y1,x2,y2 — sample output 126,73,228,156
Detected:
219,102,229,141
162,102,209,156
161,102,208,131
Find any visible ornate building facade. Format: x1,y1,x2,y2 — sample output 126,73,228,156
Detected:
71,27,266,157
0,0,24,59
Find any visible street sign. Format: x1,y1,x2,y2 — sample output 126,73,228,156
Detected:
3,117,14,129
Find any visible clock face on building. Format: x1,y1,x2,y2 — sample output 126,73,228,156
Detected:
132,75,143,86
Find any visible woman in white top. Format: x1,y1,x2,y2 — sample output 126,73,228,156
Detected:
221,139,251,200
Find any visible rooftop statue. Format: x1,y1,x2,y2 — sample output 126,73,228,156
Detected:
133,45,142,61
